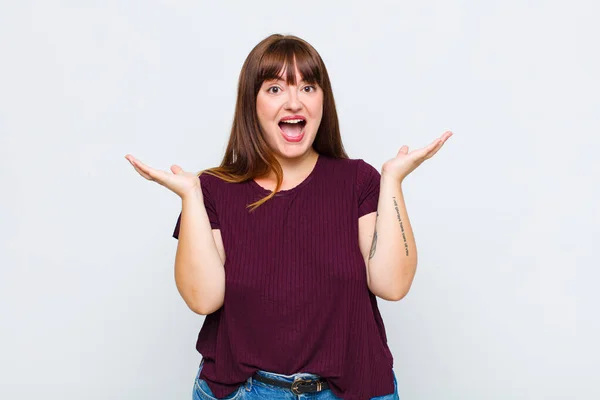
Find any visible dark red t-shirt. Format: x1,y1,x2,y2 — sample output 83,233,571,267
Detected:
173,154,395,399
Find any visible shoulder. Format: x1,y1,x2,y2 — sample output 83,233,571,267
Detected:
318,156,380,187
198,169,229,189
341,158,381,185
320,156,377,176
198,170,216,183
355,158,380,176
196,169,232,203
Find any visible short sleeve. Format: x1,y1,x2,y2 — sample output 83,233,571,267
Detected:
356,159,381,218
172,173,220,239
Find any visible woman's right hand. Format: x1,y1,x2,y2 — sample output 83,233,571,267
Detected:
125,154,201,199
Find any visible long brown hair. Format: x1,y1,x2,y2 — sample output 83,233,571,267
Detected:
200,33,348,211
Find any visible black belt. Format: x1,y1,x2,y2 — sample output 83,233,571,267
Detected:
251,373,329,395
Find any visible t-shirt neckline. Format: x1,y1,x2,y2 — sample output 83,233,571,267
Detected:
249,154,323,197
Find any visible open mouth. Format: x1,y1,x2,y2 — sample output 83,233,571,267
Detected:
278,118,306,140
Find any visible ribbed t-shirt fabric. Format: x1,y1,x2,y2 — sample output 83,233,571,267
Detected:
172,154,395,399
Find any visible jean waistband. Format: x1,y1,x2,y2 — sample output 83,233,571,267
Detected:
254,369,323,383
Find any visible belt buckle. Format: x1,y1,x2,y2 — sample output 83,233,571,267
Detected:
291,378,310,395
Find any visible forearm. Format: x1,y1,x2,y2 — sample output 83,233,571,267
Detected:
174,188,225,315
368,175,418,300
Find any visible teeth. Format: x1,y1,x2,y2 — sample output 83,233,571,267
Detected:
280,119,304,123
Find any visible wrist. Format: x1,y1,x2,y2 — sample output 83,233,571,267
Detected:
380,171,404,186
181,186,203,202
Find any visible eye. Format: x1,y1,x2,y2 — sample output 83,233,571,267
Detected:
303,85,317,93
267,86,281,94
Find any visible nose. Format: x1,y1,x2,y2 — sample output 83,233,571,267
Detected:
284,88,302,111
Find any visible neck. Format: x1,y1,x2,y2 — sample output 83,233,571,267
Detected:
260,149,319,183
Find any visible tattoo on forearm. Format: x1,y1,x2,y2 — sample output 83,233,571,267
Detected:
369,212,378,259
393,197,409,256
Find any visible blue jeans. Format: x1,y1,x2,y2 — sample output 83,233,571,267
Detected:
192,360,400,400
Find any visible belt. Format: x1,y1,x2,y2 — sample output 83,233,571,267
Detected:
251,373,329,395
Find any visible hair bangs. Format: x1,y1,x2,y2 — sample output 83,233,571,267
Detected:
256,40,322,89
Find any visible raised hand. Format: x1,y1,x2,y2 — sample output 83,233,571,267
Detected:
125,154,201,199
381,130,453,182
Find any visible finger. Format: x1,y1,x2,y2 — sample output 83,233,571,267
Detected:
423,138,446,160
428,137,442,150
128,156,163,181
136,168,153,181
127,155,148,169
170,164,184,175
411,138,439,157
412,132,451,160
396,145,409,157
410,138,438,156
407,138,438,160
128,159,154,180
435,131,453,147
130,157,161,179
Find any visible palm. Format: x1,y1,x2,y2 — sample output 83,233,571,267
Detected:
382,131,453,181
125,154,201,199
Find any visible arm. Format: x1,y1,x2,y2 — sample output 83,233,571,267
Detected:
365,176,417,301
359,131,453,301
174,188,226,315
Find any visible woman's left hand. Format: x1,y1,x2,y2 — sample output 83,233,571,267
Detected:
381,130,453,182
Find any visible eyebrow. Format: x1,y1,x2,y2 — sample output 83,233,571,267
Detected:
267,78,309,84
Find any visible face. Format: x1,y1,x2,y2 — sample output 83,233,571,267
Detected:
256,65,323,161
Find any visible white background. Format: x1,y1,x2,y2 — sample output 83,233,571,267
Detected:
1,1,598,399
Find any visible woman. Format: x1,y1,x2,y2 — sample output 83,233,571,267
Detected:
126,33,452,400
